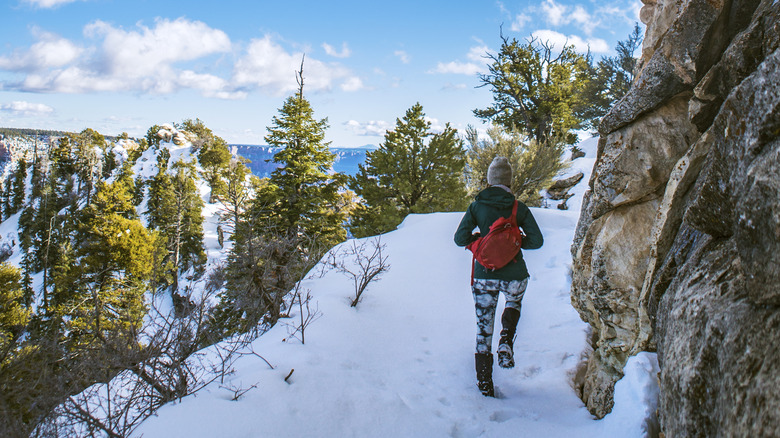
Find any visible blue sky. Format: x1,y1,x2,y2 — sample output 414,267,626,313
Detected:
0,0,642,147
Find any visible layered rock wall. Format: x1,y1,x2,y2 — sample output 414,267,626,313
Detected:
571,0,779,434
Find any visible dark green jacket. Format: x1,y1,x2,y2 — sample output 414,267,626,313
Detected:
454,186,543,281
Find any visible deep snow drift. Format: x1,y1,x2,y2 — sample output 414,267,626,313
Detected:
135,138,660,437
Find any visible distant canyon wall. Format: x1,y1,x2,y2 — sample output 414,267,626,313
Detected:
570,0,779,435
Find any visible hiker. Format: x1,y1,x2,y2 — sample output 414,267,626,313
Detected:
453,156,543,397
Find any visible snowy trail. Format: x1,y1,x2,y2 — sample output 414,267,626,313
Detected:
136,207,656,438
136,137,658,437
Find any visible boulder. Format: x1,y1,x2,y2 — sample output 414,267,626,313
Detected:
547,171,584,200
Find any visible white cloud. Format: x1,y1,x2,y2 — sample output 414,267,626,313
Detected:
541,0,568,26
429,45,489,75
441,83,467,91
339,76,364,92
424,116,446,133
394,50,410,64
570,5,592,27
322,42,351,58
23,0,80,8
85,18,231,78
344,120,391,137
0,18,237,97
429,61,483,75
538,0,600,35
467,45,490,62
0,30,83,71
178,70,246,99
0,21,361,99
234,35,359,96
510,13,532,32
0,100,54,115
531,29,610,53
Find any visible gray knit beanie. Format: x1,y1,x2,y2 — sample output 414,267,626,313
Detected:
487,156,512,187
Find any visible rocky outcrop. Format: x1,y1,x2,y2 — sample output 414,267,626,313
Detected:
571,0,780,434
547,171,584,201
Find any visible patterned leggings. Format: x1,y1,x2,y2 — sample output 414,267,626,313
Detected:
472,278,529,354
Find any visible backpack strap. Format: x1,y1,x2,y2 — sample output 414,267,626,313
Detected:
510,200,518,227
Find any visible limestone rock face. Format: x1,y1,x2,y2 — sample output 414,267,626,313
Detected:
570,0,780,434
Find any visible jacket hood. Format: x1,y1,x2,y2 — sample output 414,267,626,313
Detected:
475,186,516,209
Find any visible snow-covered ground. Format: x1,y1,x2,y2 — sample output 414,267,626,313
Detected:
134,138,660,438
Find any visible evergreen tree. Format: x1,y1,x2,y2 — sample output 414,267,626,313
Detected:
578,23,643,129
71,128,106,205
214,61,346,337
183,118,233,204
475,34,592,145
146,125,164,149
252,68,348,247
17,154,68,310
147,160,206,291
218,157,254,235
9,158,27,215
0,178,9,220
0,263,29,362
102,145,119,180
349,103,468,237
465,125,567,206
51,180,155,352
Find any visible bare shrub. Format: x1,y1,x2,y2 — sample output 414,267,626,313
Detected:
33,281,267,437
324,237,390,307
282,282,322,344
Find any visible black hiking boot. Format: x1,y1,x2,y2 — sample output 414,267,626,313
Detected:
497,329,515,369
475,353,494,397
497,308,520,369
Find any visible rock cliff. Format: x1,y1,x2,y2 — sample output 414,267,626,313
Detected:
571,0,779,435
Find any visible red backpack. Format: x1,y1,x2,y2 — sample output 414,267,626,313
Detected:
466,201,523,285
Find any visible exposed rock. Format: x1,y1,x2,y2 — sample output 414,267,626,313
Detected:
157,124,175,143
556,196,573,210
570,0,780,434
591,96,698,218
547,171,584,200
571,200,660,417
601,0,738,134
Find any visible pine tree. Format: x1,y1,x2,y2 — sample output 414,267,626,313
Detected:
72,128,106,205
0,178,9,220
578,23,643,129
147,160,206,291
52,180,155,350
218,157,254,235
146,125,164,149
214,60,347,337
475,34,592,145
0,263,30,362
17,154,68,310
198,137,231,203
178,118,232,203
8,158,27,216
252,67,347,247
349,103,468,238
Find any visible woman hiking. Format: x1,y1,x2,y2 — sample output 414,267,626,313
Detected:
453,156,544,397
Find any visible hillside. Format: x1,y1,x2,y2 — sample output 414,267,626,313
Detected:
0,127,659,436
129,138,660,437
